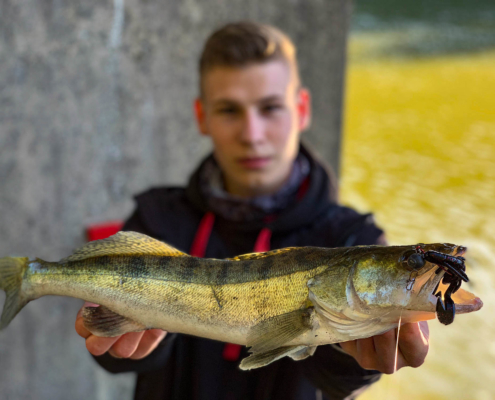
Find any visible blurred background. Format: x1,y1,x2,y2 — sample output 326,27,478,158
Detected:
0,0,493,399
343,1,495,399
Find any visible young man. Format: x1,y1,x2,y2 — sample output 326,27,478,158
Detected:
76,22,429,399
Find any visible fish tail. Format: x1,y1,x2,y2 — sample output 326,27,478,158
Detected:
0,257,29,330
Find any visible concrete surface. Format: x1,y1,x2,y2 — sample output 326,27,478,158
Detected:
0,0,350,399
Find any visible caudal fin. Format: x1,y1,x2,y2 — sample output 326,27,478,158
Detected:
0,257,29,330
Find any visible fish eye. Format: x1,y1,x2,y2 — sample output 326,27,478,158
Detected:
406,253,425,270
400,250,426,271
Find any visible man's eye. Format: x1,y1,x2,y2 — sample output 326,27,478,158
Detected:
218,107,238,114
262,104,282,114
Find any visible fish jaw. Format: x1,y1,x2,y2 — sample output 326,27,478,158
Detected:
428,281,483,315
396,286,482,325
407,244,483,316
396,267,482,317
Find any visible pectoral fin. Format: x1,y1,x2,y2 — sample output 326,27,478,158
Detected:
247,308,316,353
240,345,306,370
82,305,147,337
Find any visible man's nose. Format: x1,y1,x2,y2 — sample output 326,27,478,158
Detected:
239,109,265,144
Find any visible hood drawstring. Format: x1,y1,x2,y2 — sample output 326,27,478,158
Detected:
189,212,272,362
253,227,272,253
190,212,273,258
189,212,215,258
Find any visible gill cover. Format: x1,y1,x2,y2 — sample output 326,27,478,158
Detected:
308,262,378,338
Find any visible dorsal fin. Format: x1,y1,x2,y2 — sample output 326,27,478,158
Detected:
226,247,297,262
61,231,188,263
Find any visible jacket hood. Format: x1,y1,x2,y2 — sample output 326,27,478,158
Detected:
185,142,339,234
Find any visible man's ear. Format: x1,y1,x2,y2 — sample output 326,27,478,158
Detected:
194,98,208,136
297,88,311,132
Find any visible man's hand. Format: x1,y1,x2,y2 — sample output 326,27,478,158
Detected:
75,302,167,360
340,321,429,374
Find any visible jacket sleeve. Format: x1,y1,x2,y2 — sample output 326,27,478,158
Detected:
90,208,178,374
302,344,381,400
334,212,385,248
122,208,149,235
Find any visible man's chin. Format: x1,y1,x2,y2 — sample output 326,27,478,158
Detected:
226,174,283,198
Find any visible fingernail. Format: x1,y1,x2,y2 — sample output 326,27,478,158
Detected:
84,301,100,307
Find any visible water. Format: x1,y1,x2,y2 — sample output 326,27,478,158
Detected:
341,4,495,398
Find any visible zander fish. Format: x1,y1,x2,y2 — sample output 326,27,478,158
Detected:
0,232,483,369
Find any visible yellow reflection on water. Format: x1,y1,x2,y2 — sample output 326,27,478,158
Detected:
341,32,495,400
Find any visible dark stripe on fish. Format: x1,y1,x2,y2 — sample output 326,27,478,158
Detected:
217,262,230,286
49,244,460,286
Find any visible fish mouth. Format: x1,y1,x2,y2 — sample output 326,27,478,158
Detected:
424,245,482,321
431,280,483,314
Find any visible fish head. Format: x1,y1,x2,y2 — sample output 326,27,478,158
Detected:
347,243,482,323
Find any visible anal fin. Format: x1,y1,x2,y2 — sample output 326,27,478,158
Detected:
247,308,315,353
82,305,146,337
240,345,306,370
289,345,317,361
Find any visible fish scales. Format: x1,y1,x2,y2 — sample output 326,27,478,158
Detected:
30,247,335,284
26,254,328,326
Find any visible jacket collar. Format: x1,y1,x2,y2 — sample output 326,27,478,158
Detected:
185,141,339,234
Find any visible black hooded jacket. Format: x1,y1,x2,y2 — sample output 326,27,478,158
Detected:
93,145,384,400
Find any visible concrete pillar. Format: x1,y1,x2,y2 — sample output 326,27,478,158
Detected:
0,1,350,398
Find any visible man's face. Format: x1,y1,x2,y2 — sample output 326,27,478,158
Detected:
195,60,311,197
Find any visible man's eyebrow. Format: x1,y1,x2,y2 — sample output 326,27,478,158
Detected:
211,99,239,106
258,95,284,103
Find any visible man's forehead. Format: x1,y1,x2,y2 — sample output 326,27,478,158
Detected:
202,61,298,103
212,94,285,105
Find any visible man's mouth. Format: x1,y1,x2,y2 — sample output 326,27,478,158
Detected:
237,157,272,169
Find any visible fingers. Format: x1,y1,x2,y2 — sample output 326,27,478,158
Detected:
397,321,429,368
341,333,401,374
371,328,402,374
340,337,379,370
86,335,121,356
355,337,377,369
75,302,166,360
76,302,122,357
339,340,357,357
86,330,167,359
130,329,167,360
339,322,430,374
108,331,145,358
